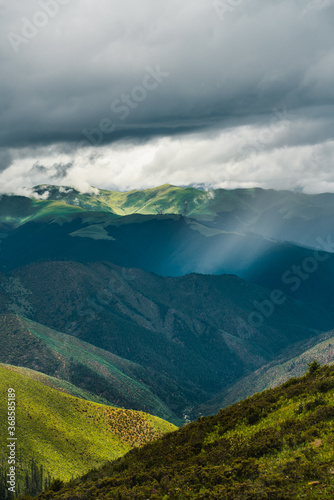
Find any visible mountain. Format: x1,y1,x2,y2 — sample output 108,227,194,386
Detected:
0,192,85,231
1,262,333,419
32,363,334,499
29,184,334,249
0,314,178,423
2,185,334,420
0,362,111,406
2,187,334,316
0,205,284,276
3,184,334,252
194,329,334,417
2,204,334,309
0,364,176,498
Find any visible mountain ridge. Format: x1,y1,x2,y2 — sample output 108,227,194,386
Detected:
3,184,334,250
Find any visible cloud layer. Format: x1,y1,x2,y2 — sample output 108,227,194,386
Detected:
1,0,334,193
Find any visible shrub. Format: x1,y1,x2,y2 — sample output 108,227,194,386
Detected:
308,360,321,374
294,402,304,414
315,405,334,421
304,395,326,411
317,378,334,393
48,479,64,492
245,407,261,425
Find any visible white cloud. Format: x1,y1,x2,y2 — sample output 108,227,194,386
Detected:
1,112,333,195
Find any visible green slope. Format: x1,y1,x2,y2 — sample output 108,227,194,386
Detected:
0,194,86,230
32,184,197,217
30,183,334,219
0,314,179,424
0,363,111,406
0,365,177,497
195,329,334,416
33,363,334,499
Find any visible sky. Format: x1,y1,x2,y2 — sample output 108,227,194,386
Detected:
0,0,334,195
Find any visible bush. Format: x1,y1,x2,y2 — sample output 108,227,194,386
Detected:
295,402,304,414
317,378,334,393
308,360,321,374
48,479,64,492
305,395,326,411
315,405,334,421
245,407,261,425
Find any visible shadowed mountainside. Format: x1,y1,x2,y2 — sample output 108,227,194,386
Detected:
0,314,178,423
1,262,333,419
194,329,334,418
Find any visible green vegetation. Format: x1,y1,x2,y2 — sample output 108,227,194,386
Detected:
8,183,331,227
0,365,177,498
32,184,201,218
1,364,112,406
0,194,86,230
0,314,180,424
27,363,334,499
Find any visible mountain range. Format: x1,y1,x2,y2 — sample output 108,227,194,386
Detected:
2,184,334,498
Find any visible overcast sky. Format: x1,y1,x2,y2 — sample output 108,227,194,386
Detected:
0,0,334,195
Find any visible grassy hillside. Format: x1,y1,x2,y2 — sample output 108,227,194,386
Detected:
31,363,334,499
0,365,177,498
0,363,112,406
0,314,179,424
3,184,334,253
32,184,202,217
0,194,85,229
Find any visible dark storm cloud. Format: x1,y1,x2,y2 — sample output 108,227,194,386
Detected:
0,149,12,172
31,161,73,179
31,163,47,174
1,0,334,151
51,162,73,179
